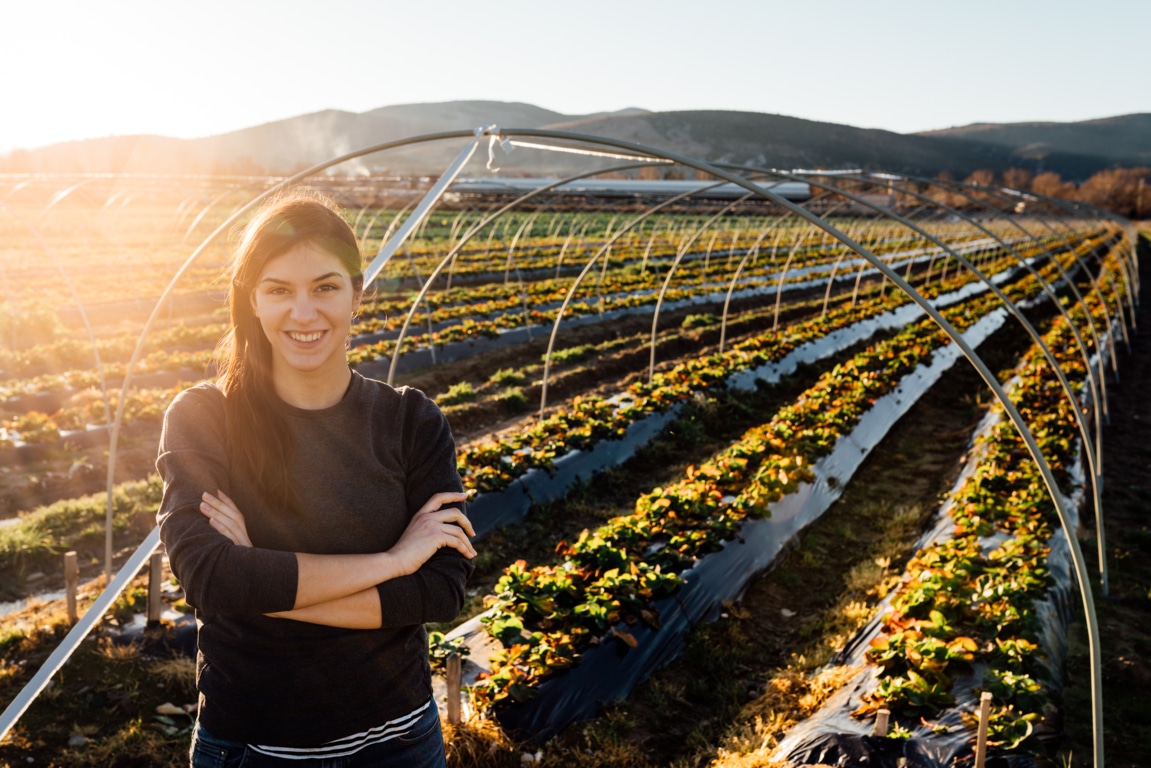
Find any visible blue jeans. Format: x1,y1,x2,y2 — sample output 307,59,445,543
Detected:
189,703,447,768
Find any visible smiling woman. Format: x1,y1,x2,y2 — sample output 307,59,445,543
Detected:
155,189,476,767
251,243,363,406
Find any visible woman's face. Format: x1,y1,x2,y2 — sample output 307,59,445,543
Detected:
251,242,361,384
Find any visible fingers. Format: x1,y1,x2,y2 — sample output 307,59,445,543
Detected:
416,491,470,517
415,491,476,538
439,521,477,559
413,507,476,539
199,490,252,547
395,492,478,568
208,516,245,546
202,507,240,545
201,491,241,525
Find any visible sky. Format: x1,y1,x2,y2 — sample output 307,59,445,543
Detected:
2,0,1148,154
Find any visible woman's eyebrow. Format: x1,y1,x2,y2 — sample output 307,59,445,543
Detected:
259,272,345,284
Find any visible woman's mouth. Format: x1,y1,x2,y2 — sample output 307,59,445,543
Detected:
287,331,325,343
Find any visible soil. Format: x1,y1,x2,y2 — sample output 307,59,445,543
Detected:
0,432,160,522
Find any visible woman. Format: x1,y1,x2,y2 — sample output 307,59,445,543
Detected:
156,189,475,767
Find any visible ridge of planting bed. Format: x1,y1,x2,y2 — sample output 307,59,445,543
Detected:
348,236,1055,374
428,298,1017,739
457,249,1060,541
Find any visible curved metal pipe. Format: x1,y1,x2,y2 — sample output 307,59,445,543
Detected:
719,228,780,353
483,129,1101,768
384,162,659,386
649,193,757,380
928,179,1116,418
1020,203,1132,355
1028,194,1140,306
820,219,872,317
554,218,583,280
882,177,1118,434
359,209,386,247
802,171,1112,599
541,179,734,417
1027,206,1129,363
773,223,830,330
179,188,242,250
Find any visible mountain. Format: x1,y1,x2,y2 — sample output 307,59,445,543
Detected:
916,114,1151,176
1,101,1145,180
518,110,1027,175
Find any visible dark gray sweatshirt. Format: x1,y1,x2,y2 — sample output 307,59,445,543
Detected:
156,371,472,746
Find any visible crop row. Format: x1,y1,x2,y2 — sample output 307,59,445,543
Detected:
353,229,1011,322
0,230,1097,485
0,225,1105,396
461,280,1049,710
0,321,220,385
339,232,1111,371
369,217,1055,283
453,242,1081,500
839,289,1115,753
0,384,184,448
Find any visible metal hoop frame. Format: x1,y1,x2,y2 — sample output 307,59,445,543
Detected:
1,128,1134,767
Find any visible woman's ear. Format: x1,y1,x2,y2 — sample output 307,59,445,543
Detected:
249,289,260,318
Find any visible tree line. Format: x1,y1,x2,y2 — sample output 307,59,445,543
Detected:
950,167,1150,219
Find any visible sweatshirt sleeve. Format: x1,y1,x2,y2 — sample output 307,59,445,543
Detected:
374,388,474,627
155,386,298,616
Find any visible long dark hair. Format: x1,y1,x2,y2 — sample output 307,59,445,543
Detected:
215,188,364,513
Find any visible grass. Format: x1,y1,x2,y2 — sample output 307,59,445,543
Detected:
0,476,163,593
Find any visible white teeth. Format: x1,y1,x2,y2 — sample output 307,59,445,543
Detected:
288,331,323,342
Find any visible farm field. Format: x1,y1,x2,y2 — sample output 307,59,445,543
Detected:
0,161,1142,768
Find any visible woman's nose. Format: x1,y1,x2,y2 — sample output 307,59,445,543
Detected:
290,294,319,322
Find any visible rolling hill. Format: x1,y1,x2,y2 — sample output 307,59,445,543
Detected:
917,113,1151,174
1,101,1145,180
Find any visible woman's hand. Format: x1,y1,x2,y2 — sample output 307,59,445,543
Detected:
199,490,252,547
388,491,476,576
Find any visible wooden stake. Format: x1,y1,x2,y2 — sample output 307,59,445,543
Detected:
874,708,890,737
446,653,462,725
974,691,993,768
63,551,79,624
146,552,164,626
